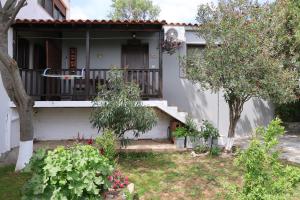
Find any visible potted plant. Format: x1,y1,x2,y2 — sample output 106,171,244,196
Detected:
185,117,202,149
200,120,220,154
172,127,187,149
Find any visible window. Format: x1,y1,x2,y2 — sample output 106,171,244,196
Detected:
38,0,66,20
179,44,206,78
187,44,206,59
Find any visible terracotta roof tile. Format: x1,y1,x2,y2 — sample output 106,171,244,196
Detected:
14,19,198,27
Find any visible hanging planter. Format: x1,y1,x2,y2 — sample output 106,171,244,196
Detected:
162,38,183,55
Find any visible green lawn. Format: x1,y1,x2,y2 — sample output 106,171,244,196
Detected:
0,152,300,200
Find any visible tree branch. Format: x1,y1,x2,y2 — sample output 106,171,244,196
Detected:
4,0,27,33
3,0,16,11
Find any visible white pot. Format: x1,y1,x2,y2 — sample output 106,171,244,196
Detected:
186,136,204,149
175,137,185,149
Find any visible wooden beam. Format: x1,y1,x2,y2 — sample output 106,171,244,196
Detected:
85,30,90,100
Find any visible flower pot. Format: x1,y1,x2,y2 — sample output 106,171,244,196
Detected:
175,137,185,149
186,137,204,149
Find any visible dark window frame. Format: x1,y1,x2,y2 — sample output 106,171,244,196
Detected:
38,0,66,20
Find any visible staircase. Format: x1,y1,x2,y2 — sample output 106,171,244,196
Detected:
142,100,202,129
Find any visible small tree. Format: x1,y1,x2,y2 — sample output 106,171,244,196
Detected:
225,118,300,199
90,68,157,144
109,0,160,21
185,0,298,150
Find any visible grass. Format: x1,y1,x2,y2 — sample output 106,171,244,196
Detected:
0,152,299,199
0,165,31,200
118,152,241,200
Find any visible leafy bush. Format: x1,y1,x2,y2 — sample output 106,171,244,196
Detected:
275,100,300,122
172,127,187,138
173,117,200,138
194,145,209,154
200,120,220,154
22,145,114,199
95,130,118,163
90,68,157,142
225,118,300,200
210,146,221,156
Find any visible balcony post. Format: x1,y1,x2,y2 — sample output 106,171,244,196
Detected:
85,30,90,100
158,29,163,98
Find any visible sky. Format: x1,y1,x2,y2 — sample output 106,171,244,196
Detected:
69,0,214,23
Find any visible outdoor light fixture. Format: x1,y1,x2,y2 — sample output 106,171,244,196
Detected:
132,33,136,39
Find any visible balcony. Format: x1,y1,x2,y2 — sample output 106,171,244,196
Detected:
20,68,161,101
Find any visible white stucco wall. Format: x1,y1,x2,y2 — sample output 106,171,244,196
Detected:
8,107,171,145
61,31,160,69
162,29,274,142
0,28,13,154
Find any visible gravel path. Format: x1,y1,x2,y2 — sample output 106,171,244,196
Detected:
235,134,300,164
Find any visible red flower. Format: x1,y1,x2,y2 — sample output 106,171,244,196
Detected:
125,176,129,181
108,176,113,181
87,138,93,145
99,148,105,155
124,180,129,185
119,183,124,188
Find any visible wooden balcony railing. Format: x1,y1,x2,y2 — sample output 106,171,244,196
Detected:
19,68,161,101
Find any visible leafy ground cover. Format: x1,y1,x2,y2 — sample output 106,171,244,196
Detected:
0,152,299,200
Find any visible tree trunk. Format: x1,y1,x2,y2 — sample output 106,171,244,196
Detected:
0,28,34,171
225,98,244,151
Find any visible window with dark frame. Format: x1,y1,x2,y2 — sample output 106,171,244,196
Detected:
38,0,66,20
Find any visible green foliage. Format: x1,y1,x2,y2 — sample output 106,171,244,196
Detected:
210,146,221,157
22,145,114,199
95,130,118,164
185,0,298,138
172,127,187,138
275,100,300,122
173,117,200,138
90,68,157,141
271,0,300,73
199,120,220,155
109,0,160,20
185,117,200,137
226,118,300,200
194,145,209,154
200,120,219,142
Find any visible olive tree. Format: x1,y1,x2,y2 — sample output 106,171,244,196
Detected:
185,0,298,150
271,0,300,72
90,68,157,144
0,0,35,170
109,0,160,20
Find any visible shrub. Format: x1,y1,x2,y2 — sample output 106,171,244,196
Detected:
225,118,300,200
194,145,209,154
210,146,221,156
22,145,114,199
172,127,187,138
275,100,300,122
200,120,220,154
95,130,118,163
90,68,157,144
173,117,200,138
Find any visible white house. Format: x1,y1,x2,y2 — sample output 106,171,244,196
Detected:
0,0,274,156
